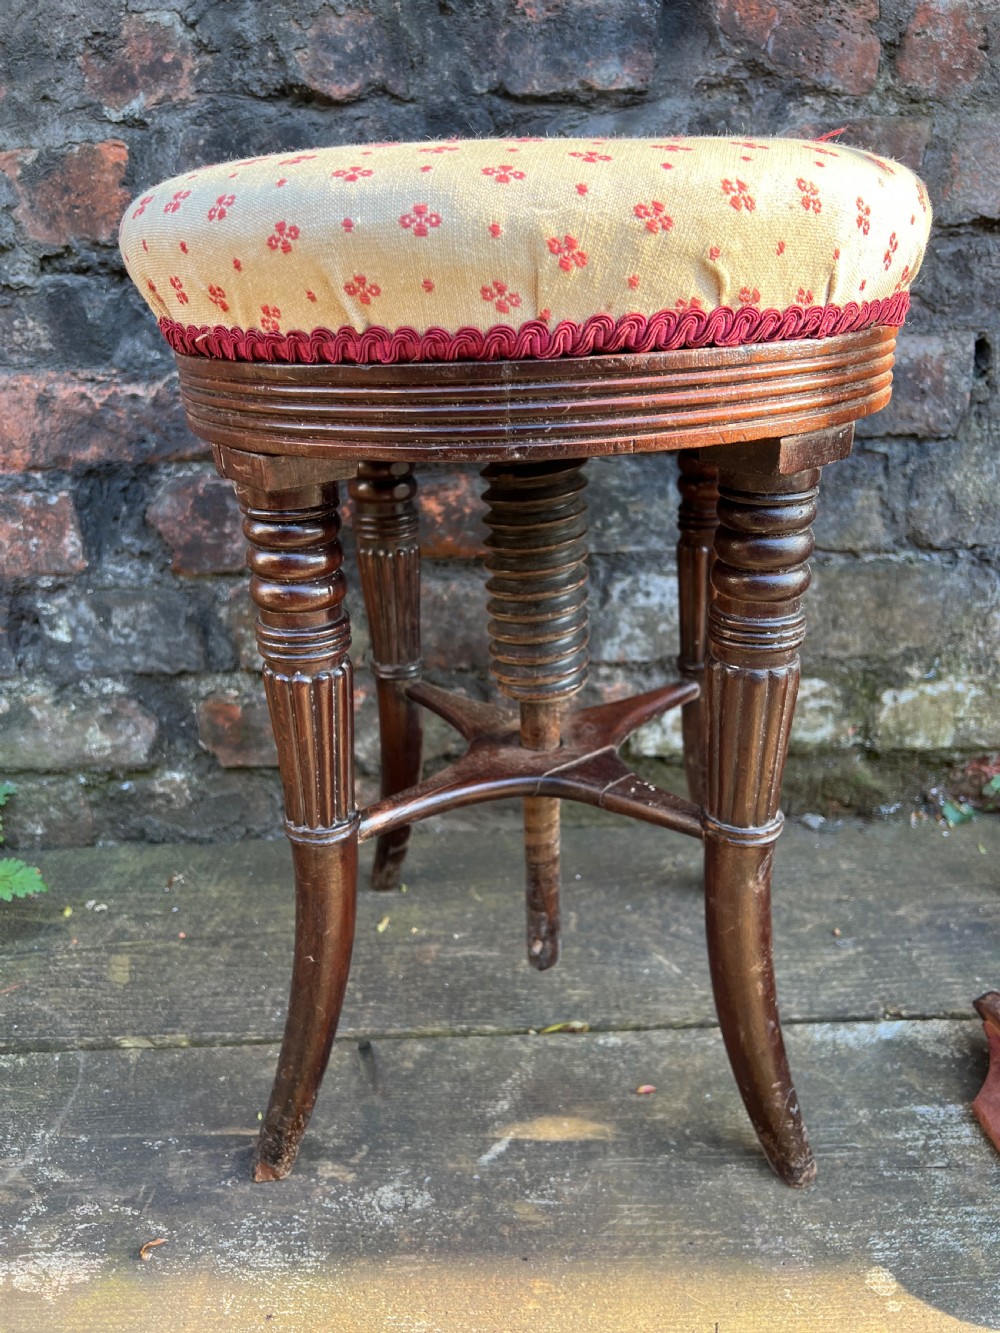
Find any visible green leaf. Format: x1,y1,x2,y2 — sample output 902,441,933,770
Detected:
0,858,48,902
941,800,975,828
0,781,17,808
982,775,1000,798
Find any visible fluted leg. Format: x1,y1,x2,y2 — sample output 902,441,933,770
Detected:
232,474,358,1182
703,455,819,1187
676,451,719,806
350,463,423,892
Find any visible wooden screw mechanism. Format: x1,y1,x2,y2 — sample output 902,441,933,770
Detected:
190,327,896,1184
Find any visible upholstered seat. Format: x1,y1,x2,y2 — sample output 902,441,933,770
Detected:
120,135,930,364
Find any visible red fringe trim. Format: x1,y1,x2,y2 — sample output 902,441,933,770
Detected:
160,294,910,365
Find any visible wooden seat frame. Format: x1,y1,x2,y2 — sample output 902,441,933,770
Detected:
176,323,898,1185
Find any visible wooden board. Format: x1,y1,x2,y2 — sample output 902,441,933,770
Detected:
0,1021,996,1331
3,819,999,1052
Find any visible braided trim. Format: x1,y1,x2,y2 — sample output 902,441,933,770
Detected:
160,293,910,364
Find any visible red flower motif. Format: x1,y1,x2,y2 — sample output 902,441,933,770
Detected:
738,286,761,306
776,240,786,255
422,278,435,292
547,235,588,271
856,198,871,234
709,246,721,261
163,190,191,215
267,220,300,253
419,144,460,153
399,203,442,236
179,241,188,253
895,263,911,292
860,279,867,292
344,274,381,305
208,284,229,312
280,154,317,165
916,180,929,213
275,178,287,187
721,178,755,212
797,178,821,214
208,194,236,222
796,288,814,305
883,232,898,270
141,239,149,252
132,195,154,219
482,164,525,184
576,183,588,195
233,257,243,271
342,218,355,233
675,296,704,310
569,150,611,164
652,143,694,152
627,274,640,290
169,275,189,305
833,247,840,261
488,222,502,238
306,290,317,302
538,308,551,323
634,201,673,234
730,140,770,151
331,166,374,182
260,304,281,333
480,280,522,315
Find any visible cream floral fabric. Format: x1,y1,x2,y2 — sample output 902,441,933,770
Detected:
119,136,931,362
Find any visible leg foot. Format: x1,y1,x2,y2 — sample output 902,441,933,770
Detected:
255,833,359,1181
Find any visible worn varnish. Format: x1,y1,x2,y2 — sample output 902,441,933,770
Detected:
175,332,899,1183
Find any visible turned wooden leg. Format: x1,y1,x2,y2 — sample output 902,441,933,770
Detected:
482,461,589,970
703,452,819,1187
349,462,422,892
227,466,358,1182
676,451,719,806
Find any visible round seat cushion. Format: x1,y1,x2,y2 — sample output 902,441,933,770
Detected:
119,135,931,365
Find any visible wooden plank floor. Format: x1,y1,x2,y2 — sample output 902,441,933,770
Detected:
2,815,999,1331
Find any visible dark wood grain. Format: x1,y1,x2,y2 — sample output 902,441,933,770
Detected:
349,461,423,892
675,450,718,805
702,451,823,1186
192,332,898,1183
178,327,896,461
229,465,360,1181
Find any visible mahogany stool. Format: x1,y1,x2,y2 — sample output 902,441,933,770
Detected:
119,135,931,1185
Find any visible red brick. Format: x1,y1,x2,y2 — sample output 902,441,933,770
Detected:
895,0,989,98
712,0,880,95
0,684,157,772
933,113,1000,224
146,474,245,575
789,117,930,173
0,141,130,247
857,332,975,439
81,12,197,112
293,11,407,101
500,0,657,95
0,492,87,578
198,692,277,768
0,374,205,474
419,471,486,560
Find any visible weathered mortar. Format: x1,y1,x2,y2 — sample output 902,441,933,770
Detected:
0,0,997,846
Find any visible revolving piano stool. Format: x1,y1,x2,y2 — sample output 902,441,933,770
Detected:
120,135,931,1184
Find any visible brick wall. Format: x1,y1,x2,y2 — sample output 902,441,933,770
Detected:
0,0,997,847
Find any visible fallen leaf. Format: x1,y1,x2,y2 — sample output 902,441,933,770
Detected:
539,1020,589,1035
139,1238,167,1262
376,915,390,934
